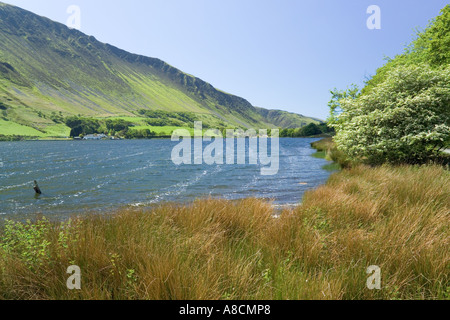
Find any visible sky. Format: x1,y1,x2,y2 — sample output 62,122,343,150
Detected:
3,0,449,120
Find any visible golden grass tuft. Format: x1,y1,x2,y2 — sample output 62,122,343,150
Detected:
0,165,448,300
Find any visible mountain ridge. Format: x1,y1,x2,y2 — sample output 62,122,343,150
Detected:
0,2,321,137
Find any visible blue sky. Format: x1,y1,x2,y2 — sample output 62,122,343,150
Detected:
3,0,449,120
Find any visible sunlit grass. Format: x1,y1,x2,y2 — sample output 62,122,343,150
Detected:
131,125,194,136
0,165,448,300
0,119,45,137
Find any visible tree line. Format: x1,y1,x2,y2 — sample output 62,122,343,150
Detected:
65,117,158,139
64,114,334,139
279,123,334,138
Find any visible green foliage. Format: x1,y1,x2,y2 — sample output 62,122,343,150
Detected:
329,5,450,165
279,123,333,137
279,128,296,137
362,5,450,95
145,118,183,127
328,85,360,123
105,119,133,133
330,64,450,165
311,138,352,168
125,128,157,139
139,109,213,127
412,4,450,66
0,218,51,271
0,134,26,141
65,116,101,137
298,123,323,137
138,109,197,122
104,118,159,138
49,111,64,124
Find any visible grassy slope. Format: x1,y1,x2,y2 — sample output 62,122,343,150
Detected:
0,2,320,137
0,119,70,137
255,107,323,128
0,165,448,300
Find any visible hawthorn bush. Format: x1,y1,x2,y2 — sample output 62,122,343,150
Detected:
330,64,450,165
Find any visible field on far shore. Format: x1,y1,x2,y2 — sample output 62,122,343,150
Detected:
0,117,192,139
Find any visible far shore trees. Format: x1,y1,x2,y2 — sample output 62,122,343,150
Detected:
65,116,101,138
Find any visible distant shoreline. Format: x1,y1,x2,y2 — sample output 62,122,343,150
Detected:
0,157,447,300
0,135,331,142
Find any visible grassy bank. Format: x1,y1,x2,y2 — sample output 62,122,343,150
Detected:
0,164,448,300
311,137,353,168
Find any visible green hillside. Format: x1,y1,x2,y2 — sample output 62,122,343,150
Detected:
254,107,322,128
0,2,320,138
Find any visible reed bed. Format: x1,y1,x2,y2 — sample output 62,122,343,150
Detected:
0,165,448,300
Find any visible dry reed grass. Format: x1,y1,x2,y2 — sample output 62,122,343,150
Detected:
0,165,448,300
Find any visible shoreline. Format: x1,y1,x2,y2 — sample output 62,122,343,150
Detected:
0,161,447,300
1,139,447,300
0,134,333,142
0,138,331,222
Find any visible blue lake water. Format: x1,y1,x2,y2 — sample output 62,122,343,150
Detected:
0,138,334,220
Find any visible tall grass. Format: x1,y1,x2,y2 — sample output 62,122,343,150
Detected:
0,165,448,300
311,137,352,168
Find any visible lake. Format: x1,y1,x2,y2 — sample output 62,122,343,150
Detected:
0,138,334,220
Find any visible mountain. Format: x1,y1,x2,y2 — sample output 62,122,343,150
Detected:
254,107,323,129
0,2,321,138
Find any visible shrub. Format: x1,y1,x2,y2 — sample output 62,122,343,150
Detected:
65,116,101,137
125,128,156,139
0,218,52,271
50,111,64,124
105,119,133,132
299,123,322,137
330,64,450,165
